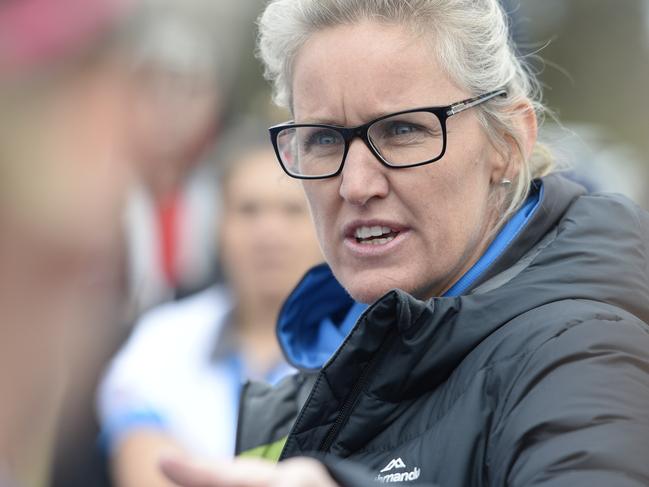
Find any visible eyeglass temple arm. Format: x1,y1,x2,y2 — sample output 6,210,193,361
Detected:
446,89,507,116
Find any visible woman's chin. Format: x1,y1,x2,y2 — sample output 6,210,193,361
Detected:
333,267,409,304
341,272,439,304
333,260,434,303
345,282,398,305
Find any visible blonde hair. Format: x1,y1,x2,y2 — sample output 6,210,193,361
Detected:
257,0,554,219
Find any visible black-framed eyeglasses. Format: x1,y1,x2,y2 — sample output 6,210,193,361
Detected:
269,89,507,180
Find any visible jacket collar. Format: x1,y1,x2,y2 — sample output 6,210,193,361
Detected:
473,174,585,288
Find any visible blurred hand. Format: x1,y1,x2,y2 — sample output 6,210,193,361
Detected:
159,455,340,487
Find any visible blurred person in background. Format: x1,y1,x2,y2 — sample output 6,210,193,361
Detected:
97,122,323,487
123,8,224,313
122,0,262,315
0,0,136,486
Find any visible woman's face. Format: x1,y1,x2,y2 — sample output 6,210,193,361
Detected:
292,21,509,303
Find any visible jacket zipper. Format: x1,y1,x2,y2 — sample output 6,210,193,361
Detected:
278,295,397,460
318,327,396,453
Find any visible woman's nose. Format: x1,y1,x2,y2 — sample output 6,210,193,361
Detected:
338,139,389,206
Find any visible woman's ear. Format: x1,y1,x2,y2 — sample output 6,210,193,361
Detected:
516,100,538,162
490,100,538,184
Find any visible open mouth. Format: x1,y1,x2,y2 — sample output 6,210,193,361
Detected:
354,225,400,245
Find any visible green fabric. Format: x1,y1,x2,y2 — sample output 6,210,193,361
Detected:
238,436,287,462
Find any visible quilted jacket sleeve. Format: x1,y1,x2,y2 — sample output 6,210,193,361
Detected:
488,314,649,487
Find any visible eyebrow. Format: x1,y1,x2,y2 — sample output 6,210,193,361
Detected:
295,110,395,127
294,101,450,127
294,117,343,126
294,102,403,126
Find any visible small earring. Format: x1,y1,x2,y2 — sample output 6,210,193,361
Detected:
500,178,512,187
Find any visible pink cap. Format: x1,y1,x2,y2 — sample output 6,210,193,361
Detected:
0,0,133,75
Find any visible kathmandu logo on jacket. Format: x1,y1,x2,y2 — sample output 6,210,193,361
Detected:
376,457,421,483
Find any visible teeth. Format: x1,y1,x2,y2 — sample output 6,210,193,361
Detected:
354,226,393,239
359,236,395,245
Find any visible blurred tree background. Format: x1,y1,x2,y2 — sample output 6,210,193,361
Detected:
521,0,649,145
518,0,649,206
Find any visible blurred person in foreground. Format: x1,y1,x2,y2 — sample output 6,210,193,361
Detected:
98,123,323,487
159,1,649,486
53,6,262,486
0,0,136,486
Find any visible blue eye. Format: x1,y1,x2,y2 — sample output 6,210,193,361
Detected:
381,120,427,138
390,123,419,136
370,115,443,147
299,128,344,155
309,131,341,146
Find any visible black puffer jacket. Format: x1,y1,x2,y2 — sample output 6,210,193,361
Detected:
237,175,649,486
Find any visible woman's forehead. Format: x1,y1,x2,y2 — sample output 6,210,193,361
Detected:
291,22,462,124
